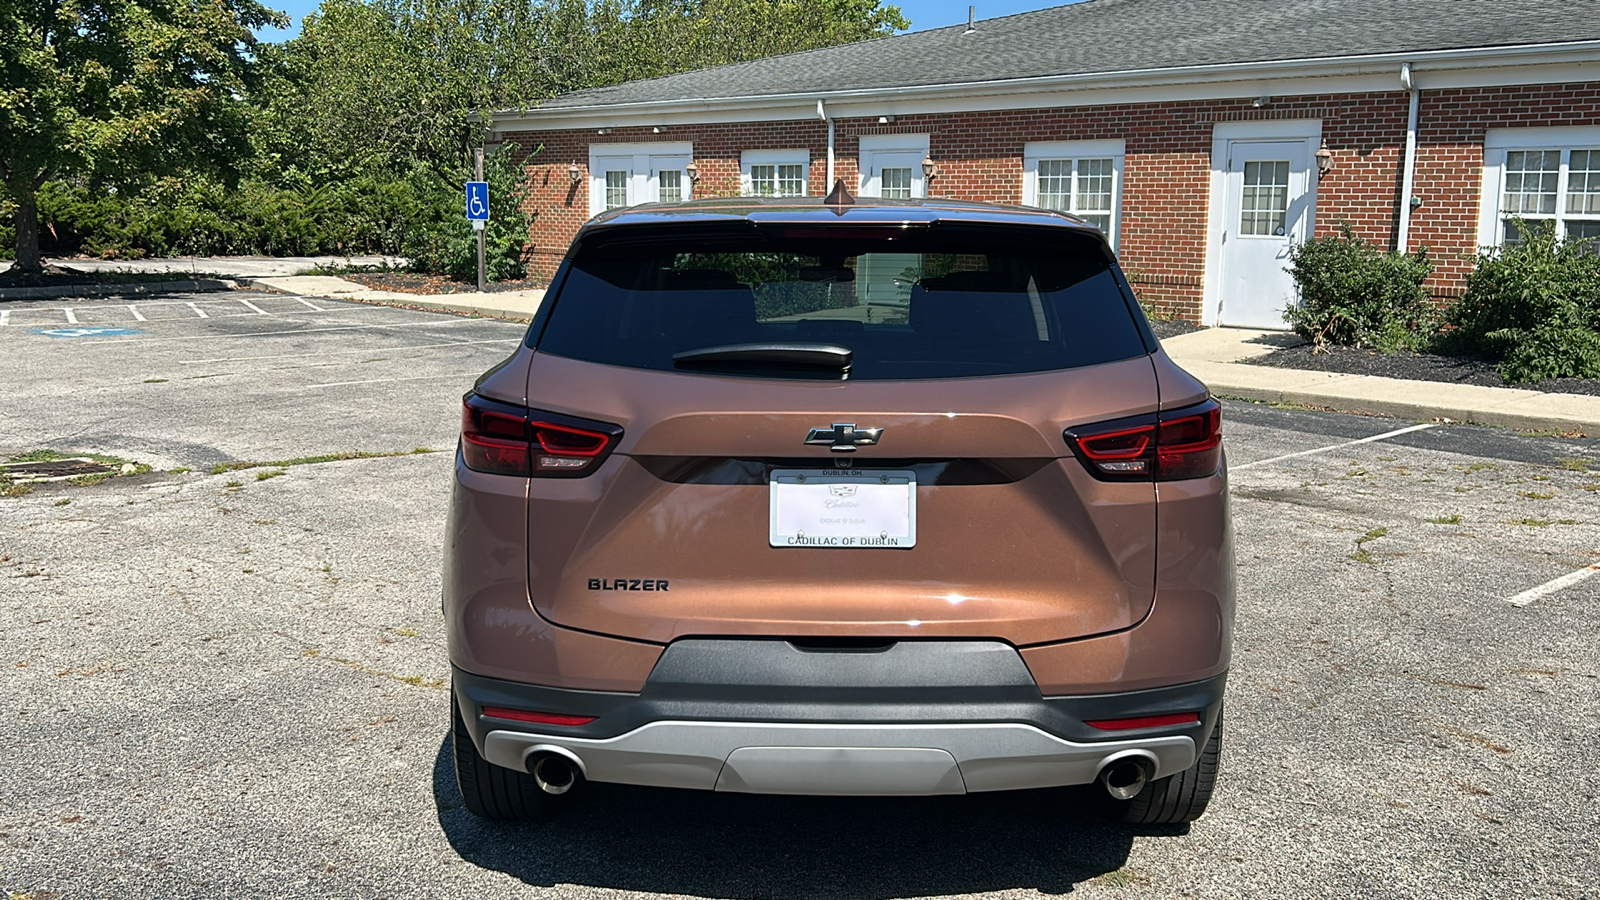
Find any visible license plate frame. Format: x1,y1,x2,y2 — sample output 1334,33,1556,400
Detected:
768,469,917,549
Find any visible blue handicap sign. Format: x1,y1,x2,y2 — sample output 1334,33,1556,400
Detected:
33,327,143,338
465,181,489,221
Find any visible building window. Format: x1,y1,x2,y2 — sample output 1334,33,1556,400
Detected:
604,170,630,210
880,167,914,199
742,151,809,197
1479,128,1600,252
1023,141,1125,247
657,169,684,203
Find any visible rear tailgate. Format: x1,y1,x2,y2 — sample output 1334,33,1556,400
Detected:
524,352,1158,646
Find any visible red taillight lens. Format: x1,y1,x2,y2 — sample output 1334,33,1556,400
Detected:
480,706,596,727
1085,712,1200,731
461,394,621,478
1156,403,1222,480
1067,399,1222,481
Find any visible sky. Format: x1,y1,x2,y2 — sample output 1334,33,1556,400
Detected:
255,0,1077,43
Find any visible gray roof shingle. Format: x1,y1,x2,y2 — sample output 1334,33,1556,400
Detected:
525,0,1599,111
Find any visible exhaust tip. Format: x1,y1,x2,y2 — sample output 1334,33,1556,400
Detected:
530,753,578,795
1099,757,1152,801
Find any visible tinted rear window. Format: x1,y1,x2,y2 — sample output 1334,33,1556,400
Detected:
536,223,1151,380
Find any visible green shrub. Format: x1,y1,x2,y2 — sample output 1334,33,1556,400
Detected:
401,151,533,282
1445,219,1600,382
1285,225,1436,351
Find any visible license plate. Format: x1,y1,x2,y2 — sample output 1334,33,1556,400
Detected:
769,469,916,549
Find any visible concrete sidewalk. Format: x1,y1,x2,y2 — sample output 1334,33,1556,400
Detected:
1,255,404,279
252,275,545,320
1161,327,1600,434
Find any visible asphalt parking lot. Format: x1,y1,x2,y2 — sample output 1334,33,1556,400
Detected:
3,291,1598,899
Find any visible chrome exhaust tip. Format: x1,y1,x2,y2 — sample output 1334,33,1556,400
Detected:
530,753,578,795
1099,757,1153,801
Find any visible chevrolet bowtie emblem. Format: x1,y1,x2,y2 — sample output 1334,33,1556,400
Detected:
805,423,883,453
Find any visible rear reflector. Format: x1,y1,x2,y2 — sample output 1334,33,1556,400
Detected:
1066,399,1222,481
480,706,597,727
1085,712,1200,731
461,394,622,478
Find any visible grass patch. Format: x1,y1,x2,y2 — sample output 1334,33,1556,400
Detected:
0,477,34,498
1518,518,1553,527
255,469,287,481
210,447,436,475
1557,457,1593,471
1518,490,1555,500
224,480,242,488
301,647,444,689
143,378,167,384
1351,526,1388,564
1426,514,1462,525
53,499,70,507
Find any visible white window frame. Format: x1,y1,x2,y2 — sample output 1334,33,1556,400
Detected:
588,141,693,215
1477,126,1600,248
1022,140,1125,248
740,149,810,197
858,134,931,199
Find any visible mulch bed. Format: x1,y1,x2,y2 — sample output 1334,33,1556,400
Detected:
1150,318,1200,341
0,265,226,290
1250,342,1600,398
343,272,545,295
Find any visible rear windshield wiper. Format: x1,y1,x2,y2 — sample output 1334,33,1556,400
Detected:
672,343,852,379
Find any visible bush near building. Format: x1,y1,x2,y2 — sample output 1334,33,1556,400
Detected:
1444,220,1600,382
1285,226,1436,352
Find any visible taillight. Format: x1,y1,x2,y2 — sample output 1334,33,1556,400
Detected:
1066,399,1221,481
460,394,622,478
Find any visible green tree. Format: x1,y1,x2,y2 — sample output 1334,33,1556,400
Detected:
0,0,286,272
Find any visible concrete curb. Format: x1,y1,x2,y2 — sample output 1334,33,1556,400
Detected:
249,275,543,322
1160,328,1600,436
327,293,537,321
0,278,237,301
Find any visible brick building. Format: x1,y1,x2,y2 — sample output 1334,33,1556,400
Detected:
490,0,1600,327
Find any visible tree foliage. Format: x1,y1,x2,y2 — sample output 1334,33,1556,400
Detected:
0,0,287,271
5,0,908,276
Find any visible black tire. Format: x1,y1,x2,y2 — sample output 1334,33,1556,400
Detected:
1119,706,1222,825
452,693,562,819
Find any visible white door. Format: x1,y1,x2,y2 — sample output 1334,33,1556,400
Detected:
593,155,635,212
1217,141,1315,328
649,156,690,203
862,151,925,200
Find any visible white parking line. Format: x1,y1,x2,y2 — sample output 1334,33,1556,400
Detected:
1231,423,1437,471
0,310,8,327
187,302,209,318
294,297,327,312
236,297,271,315
181,338,519,365
1507,564,1600,607
306,372,487,388
63,307,78,324
51,318,492,346
127,304,147,322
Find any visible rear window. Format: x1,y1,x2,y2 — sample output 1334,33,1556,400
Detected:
535,223,1151,380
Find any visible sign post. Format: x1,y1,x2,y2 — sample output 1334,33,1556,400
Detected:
466,148,489,292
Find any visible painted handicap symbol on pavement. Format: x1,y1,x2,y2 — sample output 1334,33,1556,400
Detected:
32,327,144,338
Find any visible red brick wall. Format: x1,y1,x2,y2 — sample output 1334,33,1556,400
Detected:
503,81,1600,322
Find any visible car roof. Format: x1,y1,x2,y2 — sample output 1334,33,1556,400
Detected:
577,195,1104,239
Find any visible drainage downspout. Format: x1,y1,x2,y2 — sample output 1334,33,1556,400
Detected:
819,99,835,186
1397,62,1420,252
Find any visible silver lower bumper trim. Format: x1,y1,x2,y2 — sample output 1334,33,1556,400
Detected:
483,721,1196,796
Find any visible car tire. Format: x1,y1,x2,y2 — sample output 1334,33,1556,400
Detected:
452,692,562,819
1119,706,1222,825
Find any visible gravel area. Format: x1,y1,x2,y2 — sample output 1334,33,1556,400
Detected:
1251,343,1600,397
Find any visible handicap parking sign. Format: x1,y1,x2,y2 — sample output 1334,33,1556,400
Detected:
33,327,144,338
465,181,489,221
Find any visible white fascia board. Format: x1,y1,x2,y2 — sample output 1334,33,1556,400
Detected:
492,41,1600,134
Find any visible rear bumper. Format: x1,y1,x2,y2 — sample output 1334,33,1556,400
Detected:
453,639,1225,796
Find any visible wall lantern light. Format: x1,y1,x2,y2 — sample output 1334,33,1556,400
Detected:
685,162,700,183
567,162,582,184
1315,140,1334,178
922,156,938,180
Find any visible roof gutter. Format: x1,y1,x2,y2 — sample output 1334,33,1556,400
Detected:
1397,62,1421,253
492,39,1600,129
819,99,834,187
